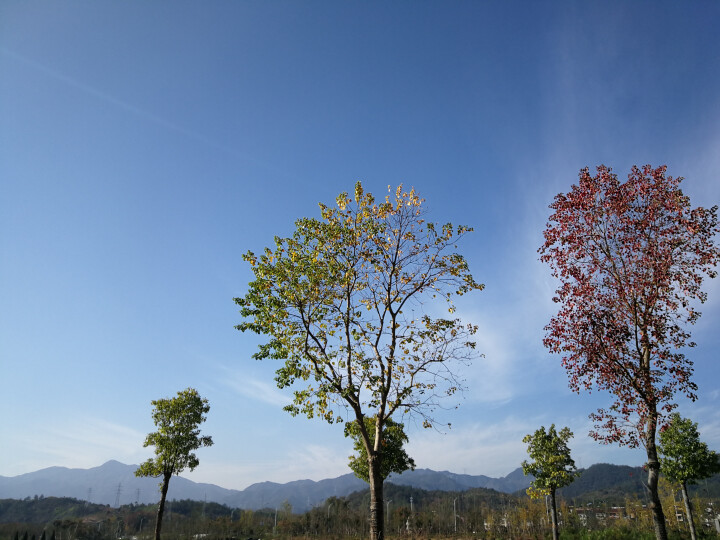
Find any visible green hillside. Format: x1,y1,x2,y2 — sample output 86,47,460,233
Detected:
0,497,109,524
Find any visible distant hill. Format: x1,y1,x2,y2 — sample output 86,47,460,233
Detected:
0,461,529,512
389,467,530,494
4,461,716,514
556,463,720,505
0,497,109,524
557,463,645,503
0,461,236,509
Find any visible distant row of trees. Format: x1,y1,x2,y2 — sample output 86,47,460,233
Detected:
4,481,720,540
135,167,719,540
520,415,720,540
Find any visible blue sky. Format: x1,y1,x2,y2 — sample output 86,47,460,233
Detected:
2,2,719,492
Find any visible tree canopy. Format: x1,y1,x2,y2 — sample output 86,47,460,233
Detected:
345,416,416,483
659,413,720,487
136,388,213,480
522,425,578,499
540,165,719,446
236,183,482,428
539,164,720,540
235,182,483,540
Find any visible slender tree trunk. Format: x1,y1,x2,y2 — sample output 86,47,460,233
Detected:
645,414,668,540
681,481,697,540
154,472,171,540
549,488,559,540
368,455,384,540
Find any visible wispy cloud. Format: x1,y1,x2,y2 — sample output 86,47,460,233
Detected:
406,417,537,477
221,367,291,408
185,444,351,490
4,417,147,476
0,46,258,163
459,313,517,405
677,398,720,452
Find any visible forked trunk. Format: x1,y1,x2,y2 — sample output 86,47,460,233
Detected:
368,455,384,540
681,481,698,540
645,414,668,540
549,487,559,540
154,471,172,540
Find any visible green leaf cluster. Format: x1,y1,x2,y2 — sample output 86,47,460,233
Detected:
344,416,415,482
135,388,213,481
522,424,579,499
234,182,483,427
658,413,720,486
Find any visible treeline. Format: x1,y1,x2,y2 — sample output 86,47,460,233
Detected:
0,497,109,525
0,497,270,540
2,481,719,540
555,465,720,507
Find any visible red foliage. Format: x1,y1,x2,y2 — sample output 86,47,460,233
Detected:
539,165,719,447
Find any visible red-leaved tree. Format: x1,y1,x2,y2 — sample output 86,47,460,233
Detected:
539,165,719,540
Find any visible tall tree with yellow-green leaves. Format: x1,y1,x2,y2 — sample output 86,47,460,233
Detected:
235,183,483,540
521,424,579,540
136,388,213,540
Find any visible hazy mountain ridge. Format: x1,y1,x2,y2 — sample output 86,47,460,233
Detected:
0,461,529,512
385,467,530,494
3,461,718,518
9,460,714,513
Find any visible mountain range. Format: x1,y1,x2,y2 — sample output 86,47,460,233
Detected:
0,461,530,512
3,461,720,516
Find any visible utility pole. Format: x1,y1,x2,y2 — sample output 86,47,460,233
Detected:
454,498,457,533
406,496,414,535
114,483,122,508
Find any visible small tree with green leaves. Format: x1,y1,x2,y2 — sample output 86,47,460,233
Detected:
345,416,415,482
136,388,213,540
658,413,720,540
521,425,578,540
